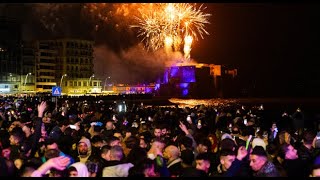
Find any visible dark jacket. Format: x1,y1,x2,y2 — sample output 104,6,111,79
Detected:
253,161,280,177
283,159,305,177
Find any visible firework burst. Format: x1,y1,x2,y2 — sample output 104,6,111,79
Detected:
131,3,211,59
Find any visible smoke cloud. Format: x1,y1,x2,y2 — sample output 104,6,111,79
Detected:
93,43,185,84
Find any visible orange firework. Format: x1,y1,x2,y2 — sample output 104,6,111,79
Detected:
130,3,211,60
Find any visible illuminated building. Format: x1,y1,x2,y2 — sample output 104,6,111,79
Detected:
35,41,58,92
35,39,101,94
156,62,238,98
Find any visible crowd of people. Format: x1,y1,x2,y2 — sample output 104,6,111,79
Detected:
0,95,320,177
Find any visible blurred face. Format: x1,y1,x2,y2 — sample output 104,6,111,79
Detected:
220,155,236,171
9,135,19,145
102,150,111,161
2,148,11,159
106,122,114,130
140,138,148,149
197,144,208,154
69,170,78,177
42,116,51,124
285,132,291,144
114,132,123,141
196,159,211,173
110,140,121,147
154,128,161,138
152,141,165,152
285,145,298,160
250,155,267,172
46,143,59,151
78,142,89,155
161,128,167,136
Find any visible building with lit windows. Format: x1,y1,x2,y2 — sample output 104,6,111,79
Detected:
34,39,101,94
35,41,58,92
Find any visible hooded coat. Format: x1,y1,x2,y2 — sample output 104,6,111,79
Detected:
70,162,89,177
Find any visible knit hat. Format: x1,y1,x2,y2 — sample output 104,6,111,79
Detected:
221,133,233,141
252,138,267,150
251,146,268,157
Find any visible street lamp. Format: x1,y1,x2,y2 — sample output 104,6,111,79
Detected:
89,74,95,87
60,74,67,87
88,74,95,93
24,73,31,86
104,76,111,91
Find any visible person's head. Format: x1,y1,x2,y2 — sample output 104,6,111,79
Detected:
220,138,237,152
109,145,124,161
177,136,193,151
126,146,148,166
68,162,89,177
249,146,268,172
160,124,168,136
180,149,194,166
44,149,60,161
139,137,148,149
278,131,291,145
150,138,166,153
278,143,298,160
58,119,70,132
90,135,104,148
153,126,162,138
125,136,140,149
113,131,123,142
195,152,211,173
100,144,111,161
105,120,114,130
107,136,121,147
163,145,180,161
196,138,212,154
45,138,60,151
219,150,236,171
78,137,91,156
252,137,267,150
9,127,25,146
302,130,316,146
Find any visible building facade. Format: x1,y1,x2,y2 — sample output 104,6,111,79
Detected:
34,39,100,94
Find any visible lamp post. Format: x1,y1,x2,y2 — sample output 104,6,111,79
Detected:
88,74,94,93
24,73,31,86
60,74,67,87
104,76,111,91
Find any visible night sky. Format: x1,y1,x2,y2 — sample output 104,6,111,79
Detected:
1,3,320,97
